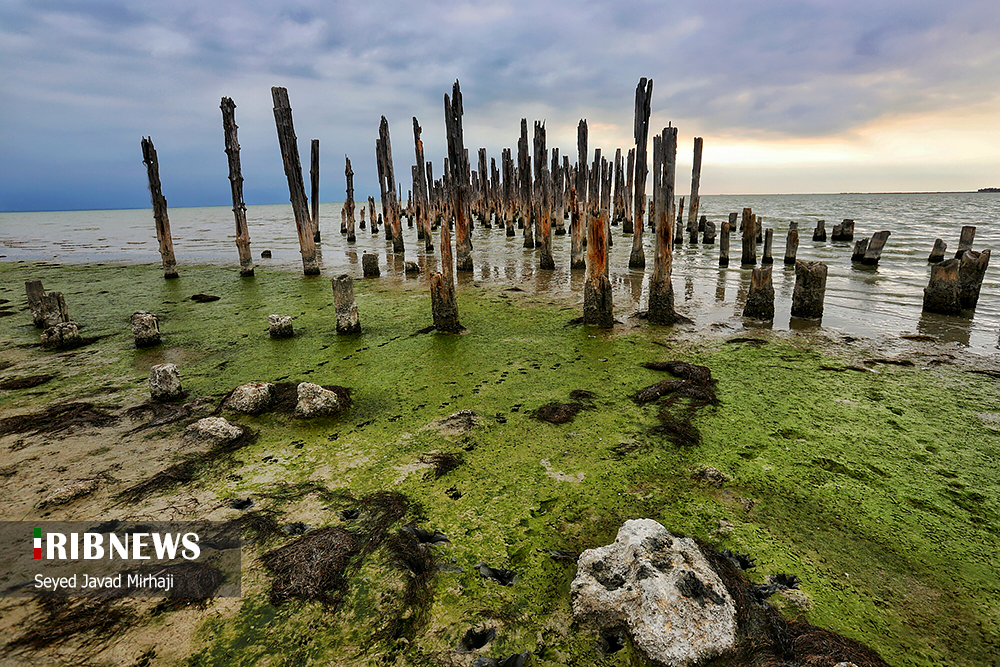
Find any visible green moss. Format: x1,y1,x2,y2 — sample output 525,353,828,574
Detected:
2,261,999,666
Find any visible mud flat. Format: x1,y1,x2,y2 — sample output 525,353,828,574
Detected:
1,261,999,666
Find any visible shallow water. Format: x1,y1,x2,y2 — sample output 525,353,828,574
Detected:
2,192,998,351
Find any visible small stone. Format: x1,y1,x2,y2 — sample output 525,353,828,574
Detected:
404,261,420,274
38,479,99,509
294,382,344,417
149,363,182,401
223,382,275,414
268,314,293,338
131,311,161,347
40,321,81,349
184,416,244,444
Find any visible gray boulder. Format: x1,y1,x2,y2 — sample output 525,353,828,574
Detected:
224,382,276,414
184,416,244,444
40,321,80,349
571,518,737,667
294,382,344,417
268,314,293,338
149,363,182,401
131,311,161,347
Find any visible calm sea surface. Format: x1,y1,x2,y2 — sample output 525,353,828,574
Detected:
2,193,998,352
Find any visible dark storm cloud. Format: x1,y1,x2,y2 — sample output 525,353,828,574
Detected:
2,0,999,209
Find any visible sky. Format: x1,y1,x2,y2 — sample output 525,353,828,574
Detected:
2,0,1000,212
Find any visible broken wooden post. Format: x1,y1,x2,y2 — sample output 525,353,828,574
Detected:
743,266,774,320
862,230,891,265
368,196,378,234
922,259,961,315
612,148,625,228
761,228,774,265
519,118,534,247
413,117,433,251
812,220,826,242
686,137,703,236
478,148,491,228
719,220,730,267
600,152,613,250
271,87,319,275
332,274,361,334
624,147,635,234
502,148,515,237
790,260,828,320
583,171,613,327
569,167,585,270
445,81,473,272
650,134,662,231
831,218,853,242
928,239,947,263
674,197,685,246
703,219,716,244
140,137,179,279
955,226,976,258
784,222,799,265
552,149,565,235
851,238,869,263
377,116,404,254
362,253,379,277
359,206,366,230
741,208,756,267
220,97,254,277
535,121,554,269
959,249,991,310
345,156,357,243
629,77,653,269
310,139,320,241
647,126,677,325
25,280,69,328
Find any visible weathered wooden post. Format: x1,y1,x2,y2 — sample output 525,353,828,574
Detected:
612,148,625,228
928,239,947,263
362,253,380,277
445,81,473,272
955,226,976,258
344,156,357,243
377,116,404,254
413,117,433,252
784,222,799,265
649,134,662,231
332,274,361,334
25,281,69,328
831,219,853,242
502,148,515,237
674,197,685,246
703,219,716,244
220,97,254,277
647,126,678,325
478,148,491,228
534,121,554,269
141,137,179,279
922,259,961,315
577,118,589,228
552,149,565,235
686,137,703,236
862,230,891,265
271,87,319,275
310,139,320,241
761,228,774,265
790,260,828,320
584,169,613,327
851,238,869,263
368,196,378,234
517,119,534,247
629,77,653,269
959,249,991,310
719,220,730,267
743,266,774,320
812,220,826,242
624,147,635,233
741,208,756,267
429,119,462,332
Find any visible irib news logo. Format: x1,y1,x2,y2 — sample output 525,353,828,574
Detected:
32,527,201,561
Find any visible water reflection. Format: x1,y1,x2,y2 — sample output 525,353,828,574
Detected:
916,311,972,347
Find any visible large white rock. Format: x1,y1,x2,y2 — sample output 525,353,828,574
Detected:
184,416,244,444
294,382,344,417
223,382,276,414
149,363,182,401
130,311,161,347
571,519,737,667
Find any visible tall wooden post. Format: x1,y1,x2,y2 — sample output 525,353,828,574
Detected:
271,86,319,275
629,77,653,269
784,222,799,265
502,148,515,237
141,137,178,279
519,119,534,248
576,119,589,247
220,97,254,277
344,156,356,243
741,208,756,267
552,148,565,235
687,137,703,235
956,226,976,259
534,121,553,269
377,117,404,254
719,220,730,267
791,261,828,320
445,80,473,272
310,139,320,241
584,172,613,327
624,147,635,233
648,126,677,324
761,228,774,264
412,117,433,252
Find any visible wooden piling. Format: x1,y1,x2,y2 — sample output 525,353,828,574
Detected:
629,77,653,269
612,148,625,228
922,259,961,315
332,274,361,334
783,222,799,265
624,147,635,234
650,134,662,231
743,266,774,320
647,126,678,325
862,230,891,265
377,117,404,254
412,117,433,251
368,196,378,234
790,260,828,320
831,218,854,242
270,87,318,275
25,280,69,328
445,82,473,272
719,221,730,267
362,253,379,277
220,97,254,277
955,226,976,259
686,137,703,236
140,136,179,279
812,220,826,242
851,238,869,263
519,118,534,247
741,207,756,267
583,172,613,327
703,219,716,244
761,228,773,265
552,149,565,235
477,148,491,228
959,249,991,310
502,148,515,237
534,121,554,269
431,101,462,333
344,156,357,243
928,238,947,263
310,139,320,241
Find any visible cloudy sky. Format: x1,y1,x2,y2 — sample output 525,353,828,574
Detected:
2,0,1000,212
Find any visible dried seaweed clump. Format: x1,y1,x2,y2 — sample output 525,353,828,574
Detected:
0,402,118,437
7,596,137,652
260,526,360,606
635,360,720,447
532,402,584,424
419,451,464,479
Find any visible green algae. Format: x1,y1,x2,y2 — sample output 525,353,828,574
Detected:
1,261,999,666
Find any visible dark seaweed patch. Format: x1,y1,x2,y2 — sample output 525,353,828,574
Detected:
0,402,118,437
0,374,54,390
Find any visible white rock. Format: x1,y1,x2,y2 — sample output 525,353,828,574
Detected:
294,382,344,417
40,321,80,349
131,311,161,346
184,417,244,444
268,314,293,338
223,382,275,414
571,519,737,667
149,363,182,401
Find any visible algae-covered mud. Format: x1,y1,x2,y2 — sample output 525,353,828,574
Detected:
1,261,999,666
